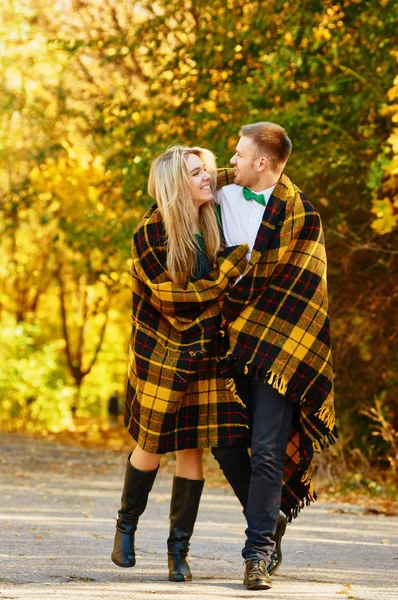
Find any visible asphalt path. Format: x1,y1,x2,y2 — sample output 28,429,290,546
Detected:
1,432,397,600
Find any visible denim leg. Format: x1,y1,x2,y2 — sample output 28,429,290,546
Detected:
211,373,252,509
242,379,293,561
212,446,251,509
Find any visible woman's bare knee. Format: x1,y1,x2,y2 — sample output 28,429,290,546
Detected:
175,449,203,479
130,445,161,472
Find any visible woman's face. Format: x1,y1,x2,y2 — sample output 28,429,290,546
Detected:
186,153,213,209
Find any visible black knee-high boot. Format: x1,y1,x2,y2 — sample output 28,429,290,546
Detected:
167,476,205,582
111,455,158,567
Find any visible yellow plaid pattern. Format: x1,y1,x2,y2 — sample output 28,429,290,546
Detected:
124,206,250,453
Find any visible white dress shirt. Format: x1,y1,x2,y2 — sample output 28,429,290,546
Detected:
216,183,276,263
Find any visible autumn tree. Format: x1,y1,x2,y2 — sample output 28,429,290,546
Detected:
1,0,397,470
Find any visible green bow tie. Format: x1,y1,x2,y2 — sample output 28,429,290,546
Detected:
243,187,266,206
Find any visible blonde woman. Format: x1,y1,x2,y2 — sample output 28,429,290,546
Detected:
111,146,249,582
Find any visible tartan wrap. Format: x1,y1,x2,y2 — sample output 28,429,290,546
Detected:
124,205,250,453
217,169,338,520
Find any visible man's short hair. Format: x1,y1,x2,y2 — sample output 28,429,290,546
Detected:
240,122,292,170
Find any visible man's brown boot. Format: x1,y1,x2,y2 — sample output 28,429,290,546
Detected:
243,558,272,590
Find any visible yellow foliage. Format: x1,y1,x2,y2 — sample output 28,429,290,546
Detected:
284,32,294,46
29,144,114,222
371,197,398,234
313,26,332,41
388,132,398,156
90,248,103,271
387,82,398,102
371,52,398,234
202,100,217,113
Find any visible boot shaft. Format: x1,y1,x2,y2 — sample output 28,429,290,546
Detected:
112,455,158,568
167,476,205,556
118,455,158,522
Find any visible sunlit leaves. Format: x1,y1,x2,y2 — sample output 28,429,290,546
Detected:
370,54,398,235
371,198,398,234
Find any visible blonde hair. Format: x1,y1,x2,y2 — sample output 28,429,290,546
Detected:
148,145,221,285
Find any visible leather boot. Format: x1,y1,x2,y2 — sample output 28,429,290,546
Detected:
111,455,158,567
167,476,204,582
268,511,287,575
244,558,272,590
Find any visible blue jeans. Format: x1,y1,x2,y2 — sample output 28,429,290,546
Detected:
212,374,293,561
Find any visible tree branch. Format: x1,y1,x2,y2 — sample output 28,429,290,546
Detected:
56,264,75,376
82,305,110,376
328,230,398,256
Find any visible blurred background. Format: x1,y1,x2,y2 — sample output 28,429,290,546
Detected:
0,0,396,504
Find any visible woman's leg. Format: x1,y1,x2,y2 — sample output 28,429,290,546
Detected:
130,444,161,471
167,449,205,581
175,448,203,479
111,446,160,568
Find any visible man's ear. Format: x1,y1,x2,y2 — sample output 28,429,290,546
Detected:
256,156,269,172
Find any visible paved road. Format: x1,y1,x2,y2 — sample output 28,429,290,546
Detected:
1,432,397,600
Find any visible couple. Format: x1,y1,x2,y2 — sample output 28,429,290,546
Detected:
111,121,337,590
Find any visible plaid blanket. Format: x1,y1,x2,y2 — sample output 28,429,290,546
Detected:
124,205,250,453
217,169,338,520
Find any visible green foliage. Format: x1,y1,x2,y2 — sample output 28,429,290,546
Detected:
0,317,74,431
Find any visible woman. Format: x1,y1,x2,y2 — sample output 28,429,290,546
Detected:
111,146,249,582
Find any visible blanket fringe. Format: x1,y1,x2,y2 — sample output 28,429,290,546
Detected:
221,356,292,399
300,468,313,486
225,377,246,409
221,358,337,441
266,370,289,395
225,359,337,446
315,404,336,430
307,431,338,455
261,368,289,396
319,430,338,450
287,490,317,522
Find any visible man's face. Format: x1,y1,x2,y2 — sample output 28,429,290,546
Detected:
230,136,260,188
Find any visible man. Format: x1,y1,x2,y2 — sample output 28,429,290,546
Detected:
212,122,337,590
